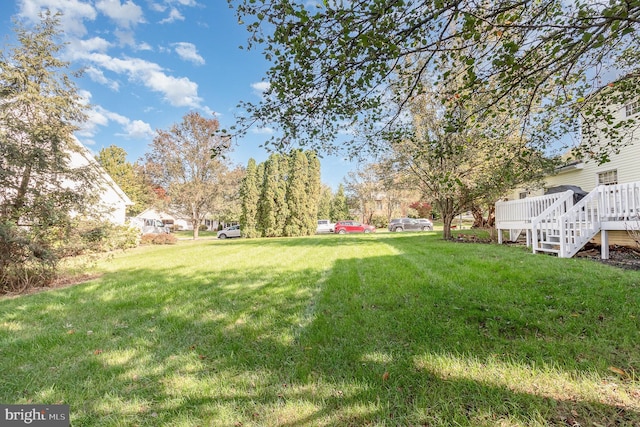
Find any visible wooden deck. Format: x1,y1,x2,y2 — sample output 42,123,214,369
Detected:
495,182,640,259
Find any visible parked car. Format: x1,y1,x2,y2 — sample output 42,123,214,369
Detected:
388,218,433,232
334,220,376,234
217,225,241,239
417,218,434,231
316,219,335,233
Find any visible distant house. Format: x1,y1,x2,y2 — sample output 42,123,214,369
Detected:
133,208,221,232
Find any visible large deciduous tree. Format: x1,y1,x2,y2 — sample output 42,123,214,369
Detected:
390,83,552,240
231,0,640,162
145,112,233,239
344,166,382,225
0,12,94,290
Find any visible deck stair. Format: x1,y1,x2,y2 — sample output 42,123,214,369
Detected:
531,191,575,255
496,182,640,258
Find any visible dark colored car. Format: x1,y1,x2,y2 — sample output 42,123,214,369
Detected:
417,218,434,231
334,220,376,234
388,218,433,232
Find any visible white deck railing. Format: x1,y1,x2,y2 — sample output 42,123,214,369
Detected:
496,182,640,258
558,190,602,258
495,192,570,225
530,191,575,254
598,182,640,221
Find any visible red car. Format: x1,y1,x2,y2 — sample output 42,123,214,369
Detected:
334,220,376,234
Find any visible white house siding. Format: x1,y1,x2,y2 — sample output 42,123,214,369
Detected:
544,144,640,193
67,141,133,225
507,101,640,199
502,101,640,248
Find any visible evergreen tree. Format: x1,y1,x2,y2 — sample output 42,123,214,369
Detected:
273,154,289,235
284,150,309,236
305,151,321,234
317,185,333,220
239,158,260,238
254,161,265,236
0,12,94,290
258,154,281,237
330,184,349,222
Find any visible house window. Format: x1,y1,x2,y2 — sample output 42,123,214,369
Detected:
625,100,640,117
598,169,618,185
519,191,529,199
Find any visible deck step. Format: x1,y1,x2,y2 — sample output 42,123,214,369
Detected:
537,249,560,255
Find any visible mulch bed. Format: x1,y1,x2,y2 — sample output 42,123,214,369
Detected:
575,243,640,270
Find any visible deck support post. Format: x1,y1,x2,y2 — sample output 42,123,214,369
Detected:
600,230,610,259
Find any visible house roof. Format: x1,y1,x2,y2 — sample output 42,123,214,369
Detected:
70,138,134,206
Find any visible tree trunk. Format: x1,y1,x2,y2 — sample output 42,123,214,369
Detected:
192,219,200,239
486,205,496,228
442,214,455,240
12,164,33,222
471,205,486,228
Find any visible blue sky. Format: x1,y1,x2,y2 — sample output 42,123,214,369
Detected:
0,0,354,189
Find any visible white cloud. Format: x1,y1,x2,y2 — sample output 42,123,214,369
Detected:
79,104,153,140
251,81,271,93
148,73,201,107
114,28,136,46
173,42,204,65
159,8,184,24
18,0,97,36
252,127,274,135
95,0,144,28
200,106,218,117
251,81,271,99
72,36,112,53
136,41,153,51
85,66,120,91
121,120,154,139
68,51,203,108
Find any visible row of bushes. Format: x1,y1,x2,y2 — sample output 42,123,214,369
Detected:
1,220,140,294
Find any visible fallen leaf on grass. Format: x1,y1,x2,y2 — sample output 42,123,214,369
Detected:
382,371,390,381
608,366,628,377
93,349,103,355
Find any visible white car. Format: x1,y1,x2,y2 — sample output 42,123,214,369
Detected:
316,219,335,233
217,225,241,239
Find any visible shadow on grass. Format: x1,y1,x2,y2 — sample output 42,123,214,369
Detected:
0,233,638,425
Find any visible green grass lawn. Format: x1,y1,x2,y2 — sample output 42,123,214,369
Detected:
1,233,639,426
173,230,219,239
